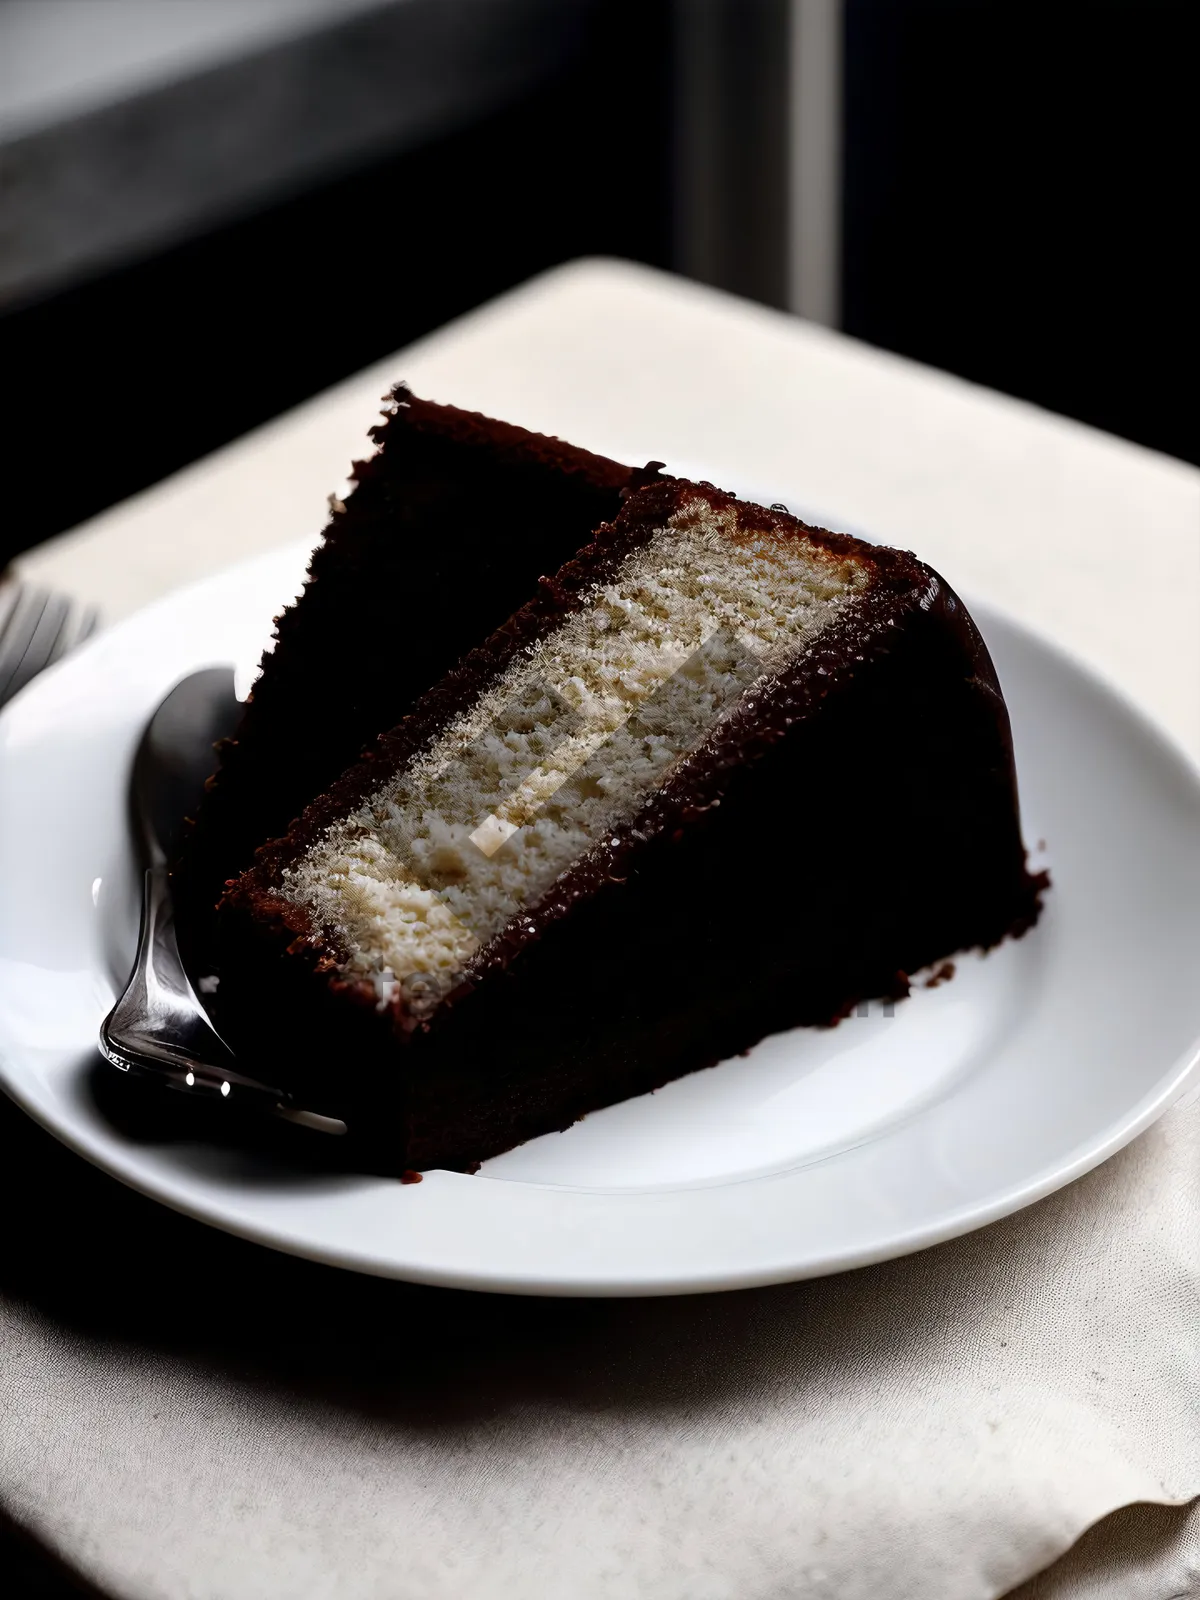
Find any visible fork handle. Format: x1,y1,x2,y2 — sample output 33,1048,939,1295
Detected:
101,867,283,1102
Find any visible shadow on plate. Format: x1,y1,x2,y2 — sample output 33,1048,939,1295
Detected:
81,1052,367,1190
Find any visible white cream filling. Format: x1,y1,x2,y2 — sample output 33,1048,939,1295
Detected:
283,499,867,1013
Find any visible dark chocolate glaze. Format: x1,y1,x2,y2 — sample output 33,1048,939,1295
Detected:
173,385,654,966
216,480,1047,1173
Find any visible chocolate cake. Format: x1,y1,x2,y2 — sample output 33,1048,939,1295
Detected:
215,477,1047,1174
174,386,653,956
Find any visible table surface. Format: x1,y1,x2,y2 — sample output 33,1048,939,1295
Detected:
6,259,1200,1600
18,257,1200,763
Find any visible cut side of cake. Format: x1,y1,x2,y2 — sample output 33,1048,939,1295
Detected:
173,386,655,959
216,478,1047,1173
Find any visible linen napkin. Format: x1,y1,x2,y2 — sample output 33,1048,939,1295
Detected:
1011,1498,1199,1598
1,1075,1195,1600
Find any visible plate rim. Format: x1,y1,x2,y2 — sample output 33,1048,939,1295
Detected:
2,540,1199,1296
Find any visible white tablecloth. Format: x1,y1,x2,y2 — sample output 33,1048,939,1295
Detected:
6,260,1199,1599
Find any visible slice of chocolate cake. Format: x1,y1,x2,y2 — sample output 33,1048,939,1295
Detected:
174,386,654,956
216,479,1046,1173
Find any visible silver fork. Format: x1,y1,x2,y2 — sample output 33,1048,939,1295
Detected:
99,667,346,1135
0,578,100,710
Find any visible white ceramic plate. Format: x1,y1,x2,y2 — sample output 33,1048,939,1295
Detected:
2,539,1199,1296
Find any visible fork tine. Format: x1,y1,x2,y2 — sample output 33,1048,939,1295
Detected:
46,599,99,670
0,589,68,708
0,579,24,642
0,585,101,709
75,603,101,646
29,592,74,676
0,585,51,706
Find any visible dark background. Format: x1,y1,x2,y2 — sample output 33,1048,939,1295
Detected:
1,0,1195,572
843,0,1198,468
0,1,674,559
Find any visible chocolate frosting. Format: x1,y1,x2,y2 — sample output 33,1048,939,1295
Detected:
214,478,1046,1173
